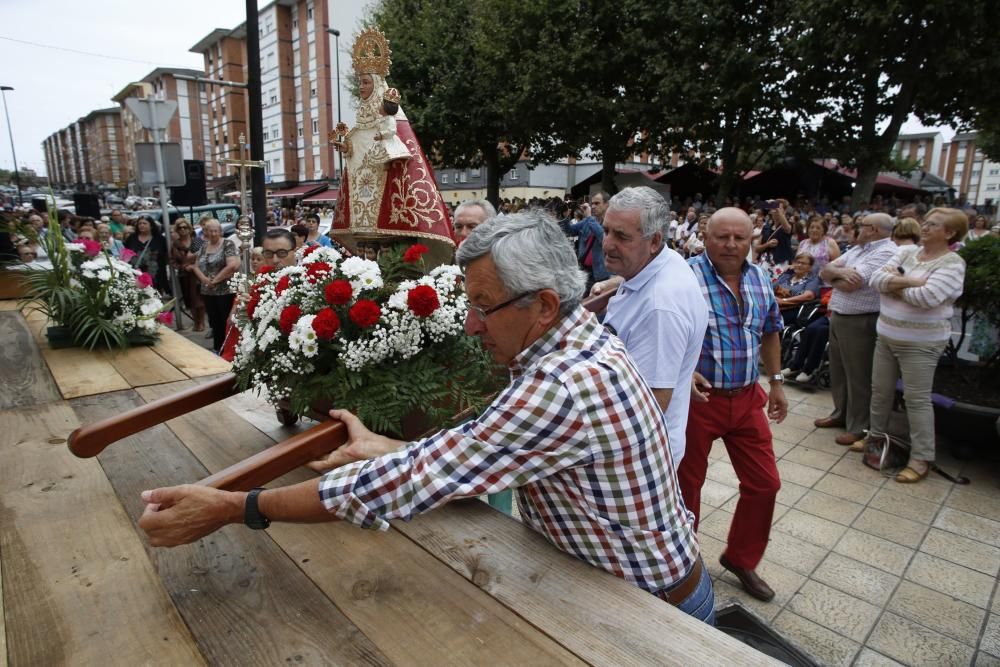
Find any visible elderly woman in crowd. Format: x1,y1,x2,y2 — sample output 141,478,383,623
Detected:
124,215,169,293
966,214,991,242
188,218,240,352
170,217,206,332
891,218,921,246
796,216,841,273
97,223,124,257
865,208,968,483
773,253,822,327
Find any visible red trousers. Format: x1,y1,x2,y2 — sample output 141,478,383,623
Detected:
677,384,780,570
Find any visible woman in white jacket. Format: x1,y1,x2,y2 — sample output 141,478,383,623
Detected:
866,208,968,483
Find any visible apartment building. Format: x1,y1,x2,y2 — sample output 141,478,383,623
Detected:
190,0,338,195
80,108,126,187
42,109,127,189
892,131,944,176
111,67,210,192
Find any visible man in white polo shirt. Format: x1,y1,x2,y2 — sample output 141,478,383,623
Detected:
599,187,709,465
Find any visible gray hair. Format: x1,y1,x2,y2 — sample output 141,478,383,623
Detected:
606,186,669,238
456,209,586,316
454,198,496,220
866,213,894,235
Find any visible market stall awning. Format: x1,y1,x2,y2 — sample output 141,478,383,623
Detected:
266,183,328,199
302,188,340,203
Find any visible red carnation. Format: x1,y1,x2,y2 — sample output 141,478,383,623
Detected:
275,275,291,295
257,265,276,275
246,294,260,319
303,245,321,257
312,307,340,340
306,261,332,283
407,284,440,318
324,279,353,305
279,305,302,335
349,299,381,328
402,243,430,263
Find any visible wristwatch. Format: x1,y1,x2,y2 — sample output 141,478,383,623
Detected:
244,487,271,530
769,373,785,384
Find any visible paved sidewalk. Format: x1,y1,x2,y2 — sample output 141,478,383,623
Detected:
703,381,1000,666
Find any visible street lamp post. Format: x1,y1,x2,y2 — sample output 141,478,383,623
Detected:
326,28,343,183
0,86,23,207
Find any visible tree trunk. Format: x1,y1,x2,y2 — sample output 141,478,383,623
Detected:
483,146,501,208
600,148,617,196
851,160,880,211
715,164,740,208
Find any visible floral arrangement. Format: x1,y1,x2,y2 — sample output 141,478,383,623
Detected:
17,216,172,349
231,242,499,436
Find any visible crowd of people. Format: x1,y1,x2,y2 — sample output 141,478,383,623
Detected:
3,185,995,623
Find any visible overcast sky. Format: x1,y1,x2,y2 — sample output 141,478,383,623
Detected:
0,0,950,179
0,0,369,177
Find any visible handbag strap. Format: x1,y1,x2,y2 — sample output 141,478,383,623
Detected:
931,464,971,485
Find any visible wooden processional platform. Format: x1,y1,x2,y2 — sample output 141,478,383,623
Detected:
0,301,775,666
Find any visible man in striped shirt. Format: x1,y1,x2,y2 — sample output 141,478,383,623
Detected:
139,212,714,623
677,208,788,602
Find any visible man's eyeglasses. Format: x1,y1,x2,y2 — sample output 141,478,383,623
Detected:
261,249,293,259
467,291,535,322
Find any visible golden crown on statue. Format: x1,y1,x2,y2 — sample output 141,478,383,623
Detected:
352,26,392,77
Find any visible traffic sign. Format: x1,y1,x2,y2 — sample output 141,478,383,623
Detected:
124,98,178,130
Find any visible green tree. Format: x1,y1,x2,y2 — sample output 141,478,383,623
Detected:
547,1,671,195
369,0,568,205
786,0,1000,209
647,0,796,206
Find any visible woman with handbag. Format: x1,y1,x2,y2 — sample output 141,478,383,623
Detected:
864,208,968,483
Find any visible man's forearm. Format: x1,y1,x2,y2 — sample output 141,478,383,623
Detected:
760,332,782,376
257,477,333,524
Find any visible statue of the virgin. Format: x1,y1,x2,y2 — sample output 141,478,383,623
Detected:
331,27,455,266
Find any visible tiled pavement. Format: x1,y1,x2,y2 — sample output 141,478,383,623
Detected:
181,319,999,666
702,380,1000,667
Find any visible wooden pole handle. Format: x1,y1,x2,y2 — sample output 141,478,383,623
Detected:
68,373,240,458
581,289,614,315
198,420,348,491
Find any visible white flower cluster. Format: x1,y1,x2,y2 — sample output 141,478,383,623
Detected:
69,250,166,336
232,251,470,397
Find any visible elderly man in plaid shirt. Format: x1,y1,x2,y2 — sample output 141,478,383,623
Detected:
139,211,714,623
677,207,788,603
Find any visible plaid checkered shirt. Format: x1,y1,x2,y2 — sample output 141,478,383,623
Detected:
318,306,700,594
688,253,783,389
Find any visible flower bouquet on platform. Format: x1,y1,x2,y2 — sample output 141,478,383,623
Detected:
18,219,173,350
231,243,500,437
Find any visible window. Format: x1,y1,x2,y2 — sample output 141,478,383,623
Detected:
271,124,279,140
272,157,281,173
262,127,270,141
460,172,467,183
265,18,273,33
972,169,981,177
269,89,277,105
223,133,228,144
299,157,305,175
310,86,317,98
989,168,1000,176
311,119,318,133
313,155,321,172
295,86,302,102
441,174,448,184
297,124,303,137
221,103,226,116
307,5,313,19
471,167,480,178
266,51,275,70
293,18,298,29
509,169,519,181
987,184,998,191
264,160,271,174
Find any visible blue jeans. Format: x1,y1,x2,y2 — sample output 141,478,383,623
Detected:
656,557,716,625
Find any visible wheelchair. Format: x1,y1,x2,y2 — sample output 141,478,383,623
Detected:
779,301,831,389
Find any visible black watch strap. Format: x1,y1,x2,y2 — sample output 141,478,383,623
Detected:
244,487,271,530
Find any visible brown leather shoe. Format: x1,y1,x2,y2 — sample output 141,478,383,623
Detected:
835,432,866,446
720,554,775,602
814,416,846,428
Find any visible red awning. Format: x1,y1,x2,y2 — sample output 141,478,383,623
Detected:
302,188,340,203
266,183,328,199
